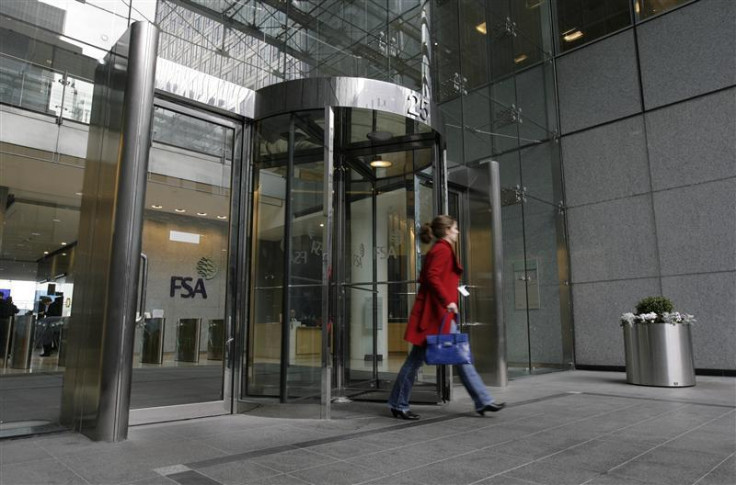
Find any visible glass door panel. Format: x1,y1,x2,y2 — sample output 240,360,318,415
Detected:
286,110,325,399
523,197,569,374
342,144,439,403
132,102,237,409
244,104,443,407
247,110,327,401
248,114,289,397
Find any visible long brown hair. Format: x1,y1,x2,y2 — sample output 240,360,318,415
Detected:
419,215,456,244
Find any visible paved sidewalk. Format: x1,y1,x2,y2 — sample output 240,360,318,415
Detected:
1,371,734,485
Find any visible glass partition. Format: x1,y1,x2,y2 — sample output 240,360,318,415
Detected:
436,0,572,380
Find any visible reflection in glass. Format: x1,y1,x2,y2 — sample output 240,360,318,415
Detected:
635,0,691,20
522,197,568,373
132,108,236,409
155,0,431,92
556,0,631,52
286,112,325,399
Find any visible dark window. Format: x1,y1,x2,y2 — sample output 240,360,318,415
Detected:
555,0,632,52
636,0,693,20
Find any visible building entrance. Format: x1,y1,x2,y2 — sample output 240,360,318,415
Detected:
242,78,447,414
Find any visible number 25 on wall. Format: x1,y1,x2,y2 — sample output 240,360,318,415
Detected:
406,94,429,122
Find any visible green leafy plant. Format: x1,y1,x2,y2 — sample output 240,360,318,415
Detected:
635,296,673,316
620,296,695,326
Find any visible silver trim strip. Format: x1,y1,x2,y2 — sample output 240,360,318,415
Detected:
489,161,508,387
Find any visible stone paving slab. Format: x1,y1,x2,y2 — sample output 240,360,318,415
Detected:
0,371,734,485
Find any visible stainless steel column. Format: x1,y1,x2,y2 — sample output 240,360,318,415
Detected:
175,318,202,363
60,21,158,442
321,106,335,419
488,161,508,387
9,315,35,369
141,317,165,364
0,316,12,364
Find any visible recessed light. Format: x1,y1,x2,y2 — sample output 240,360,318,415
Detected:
196,212,208,216
514,54,528,64
151,204,163,209
319,223,325,227
174,208,186,213
61,242,67,246
61,253,67,256
31,232,41,236
370,159,392,168
563,29,583,42
216,215,227,220
476,22,487,35
44,251,49,255
75,192,83,196
52,218,61,223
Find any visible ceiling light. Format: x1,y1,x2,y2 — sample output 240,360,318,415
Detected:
196,212,208,216
514,54,528,64
61,242,67,246
61,253,67,256
174,208,186,213
52,218,61,223
44,251,49,255
151,204,163,209
476,22,487,35
216,215,227,220
563,30,583,42
75,192,83,196
370,160,392,168
370,158,393,168
319,223,324,227
31,232,41,236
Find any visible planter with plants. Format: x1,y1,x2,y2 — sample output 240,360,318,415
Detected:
620,296,696,387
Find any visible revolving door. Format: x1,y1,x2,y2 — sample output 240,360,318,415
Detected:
244,78,446,412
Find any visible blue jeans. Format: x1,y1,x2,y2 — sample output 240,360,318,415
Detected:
387,344,494,412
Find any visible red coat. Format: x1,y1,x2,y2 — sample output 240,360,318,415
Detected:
404,239,463,346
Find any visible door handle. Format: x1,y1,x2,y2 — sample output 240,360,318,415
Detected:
136,253,148,324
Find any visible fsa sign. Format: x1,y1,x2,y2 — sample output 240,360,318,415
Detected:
170,276,208,299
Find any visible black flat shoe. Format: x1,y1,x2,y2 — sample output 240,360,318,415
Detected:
477,402,506,415
390,408,420,420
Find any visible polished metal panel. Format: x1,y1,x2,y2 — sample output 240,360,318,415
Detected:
207,319,225,361
255,77,440,133
175,318,202,363
0,317,11,363
332,159,347,401
137,253,148,324
57,318,70,367
9,315,34,369
141,318,165,364
488,161,508,387
231,121,252,413
155,59,255,118
623,323,696,387
321,106,335,419
60,21,159,442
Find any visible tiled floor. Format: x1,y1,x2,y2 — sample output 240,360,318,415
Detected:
1,370,734,485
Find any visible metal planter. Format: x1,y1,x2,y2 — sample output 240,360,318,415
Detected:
622,323,695,387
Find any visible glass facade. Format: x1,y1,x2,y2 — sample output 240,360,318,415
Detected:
0,0,583,437
433,0,571,377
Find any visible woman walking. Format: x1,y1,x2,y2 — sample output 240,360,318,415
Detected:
387,215,505,420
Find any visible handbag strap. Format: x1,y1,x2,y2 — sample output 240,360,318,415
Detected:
438,312,454,334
